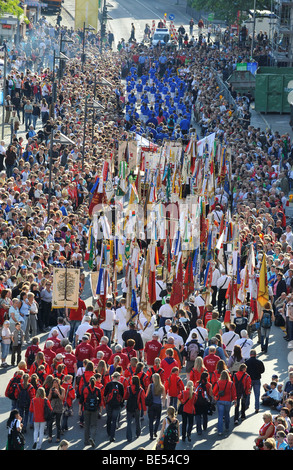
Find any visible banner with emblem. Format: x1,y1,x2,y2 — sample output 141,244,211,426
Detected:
52,268,80,308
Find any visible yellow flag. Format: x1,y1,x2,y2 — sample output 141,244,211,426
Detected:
257,255,269,307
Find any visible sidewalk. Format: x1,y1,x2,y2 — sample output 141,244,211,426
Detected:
250,104,293,140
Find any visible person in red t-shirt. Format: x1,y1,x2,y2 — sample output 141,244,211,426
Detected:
122,339,137,362
178,380,197,441
146,357,165,384
86,318,104,350
124,357,138,383
144,333,162,366
63,344,77,378
47,329,61,352
94,336,112,364
203,346,221,378
29,387,53,450
68,297,86,346
213,370,237,435
75,335,94,368
61,374,76,431
25,337,41,367
203,304,213,328
160,349,179,381
165,367,184,410
43,340,56,367
108,344,130,371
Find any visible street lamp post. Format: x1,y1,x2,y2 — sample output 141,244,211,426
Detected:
59,33,74,84
82,98,105,170
81,23,96,72
251,0,257,58
47,131,75,221
1,43,7,140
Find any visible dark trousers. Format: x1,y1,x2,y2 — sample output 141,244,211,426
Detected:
84,409,98,445
11,344,22,365
106,405,120,439
126,409,141,441
48,412,62,439
211,286,218,307
194,410,208,434
148,403,162,438
182,411,194,438
218,289,227,317
234,395,247,422
39,301,52,330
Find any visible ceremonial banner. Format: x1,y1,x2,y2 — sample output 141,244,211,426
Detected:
90,271,99,299
128,140,138,172
52,268,80,308
257,255,269,307
118,141,128,165
169,255,183,308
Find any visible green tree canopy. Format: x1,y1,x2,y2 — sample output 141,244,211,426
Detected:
190,0,270,24
0,0,24,18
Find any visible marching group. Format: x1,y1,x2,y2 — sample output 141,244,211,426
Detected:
1,11,293,452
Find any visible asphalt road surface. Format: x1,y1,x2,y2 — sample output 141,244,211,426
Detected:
0,0,292,455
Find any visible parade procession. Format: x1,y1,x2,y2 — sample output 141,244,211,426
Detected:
86,132,256,332
1,0,293,453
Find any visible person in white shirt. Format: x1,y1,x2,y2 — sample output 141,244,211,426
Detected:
75,315,92,345
285,225,293,249
99,301,116,344
217,273,231,318
234,329,253,359
158,297,174,327
115,298,128,346
185,319,208,346
152,278,166,314
211,264,221,308
212,204,223,227
49,317,70,341
193,292,205,319
166,324,184,352
137,312,156,346
221,323,240,356
157,318,172,343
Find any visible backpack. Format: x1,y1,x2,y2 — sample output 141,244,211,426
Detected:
7,419,25,450
162,326,168,344
84,386,99,412
5,376,20,400
105,383,124,408
234,373,246,398
26,349,36,367
261,310,272,329
16,385,31,409
195,385,209,407
163,417,179,446
77,373,89,399
126,386,140,412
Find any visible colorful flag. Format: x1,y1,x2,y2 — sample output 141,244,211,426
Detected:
183,255,194,300
257,255,269,307
170,256,183,307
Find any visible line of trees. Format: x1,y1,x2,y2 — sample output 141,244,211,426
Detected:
189,0,269,25
0,0,24,18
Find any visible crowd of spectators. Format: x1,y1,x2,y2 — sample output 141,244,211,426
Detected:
1,13,293,451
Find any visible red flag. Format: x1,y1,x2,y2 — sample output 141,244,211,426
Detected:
170,257,183,307
148,269,156,306
95,294,106,324
250,298,259,323
224,309,231,324
183,256,194,300
89,187,106,217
